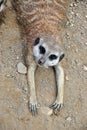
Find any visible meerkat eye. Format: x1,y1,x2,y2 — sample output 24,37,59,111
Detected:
34,37,40,46
49,54,58,60
39,45,46,54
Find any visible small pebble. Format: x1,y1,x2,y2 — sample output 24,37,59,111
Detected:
6,74,10,77
75,13,79,17
23,97,26,101
70,23,74,27
70,3,77,7
71,11,74,15
68,45,70,49
70,3,73,7
38,103,41,107
85,42,87,46
75,49,78,53
66,76,69,81
16,56,19,60
22,87,28,93
40,107,53,116
85,15,87,19
65,32,70,39
9,105,13,108
17,62,27,74
83,65,87,71
66,117,72,122
66,21,70,26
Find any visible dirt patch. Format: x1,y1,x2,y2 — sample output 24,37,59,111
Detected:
0,0,87,130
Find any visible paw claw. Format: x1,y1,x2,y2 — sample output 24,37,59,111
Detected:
50,101,63,110
49,102,56,109
29,102,38,116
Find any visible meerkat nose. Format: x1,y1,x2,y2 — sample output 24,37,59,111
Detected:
38,60,43,65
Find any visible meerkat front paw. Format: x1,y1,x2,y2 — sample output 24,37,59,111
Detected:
50,100,63,111
29,97,38,115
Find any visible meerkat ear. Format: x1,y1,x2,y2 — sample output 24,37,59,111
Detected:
34,37,40,46
59,53,65,62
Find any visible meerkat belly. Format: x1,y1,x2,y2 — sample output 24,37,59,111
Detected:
12,0,69,42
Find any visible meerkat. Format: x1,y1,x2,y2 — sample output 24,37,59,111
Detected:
11,0,69,115
0,0,7,24
0,0,7,12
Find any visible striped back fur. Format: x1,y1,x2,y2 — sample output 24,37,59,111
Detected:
12,0,69,43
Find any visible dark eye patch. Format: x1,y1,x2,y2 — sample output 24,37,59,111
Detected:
49,54,58,60
59,53,65,62
34,37,40,46
39,46,46,54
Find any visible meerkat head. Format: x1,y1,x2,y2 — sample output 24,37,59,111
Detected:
0,0,7,12
33,35,65,68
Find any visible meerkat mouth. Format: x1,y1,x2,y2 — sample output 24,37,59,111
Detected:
38,59,43,65
35,59,48,68
37,60,44,67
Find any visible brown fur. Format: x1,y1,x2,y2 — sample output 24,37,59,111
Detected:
12,0,69,44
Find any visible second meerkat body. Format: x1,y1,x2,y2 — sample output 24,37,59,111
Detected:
0,0,7,24
0,0,7,12
12,0,69,115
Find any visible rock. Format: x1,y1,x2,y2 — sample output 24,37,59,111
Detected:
17,62,27,74
40,107,53,116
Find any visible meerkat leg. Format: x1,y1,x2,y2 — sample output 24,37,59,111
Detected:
50,65,64,110
27,62,38,115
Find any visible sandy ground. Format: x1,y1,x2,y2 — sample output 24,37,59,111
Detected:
0,0,87,130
